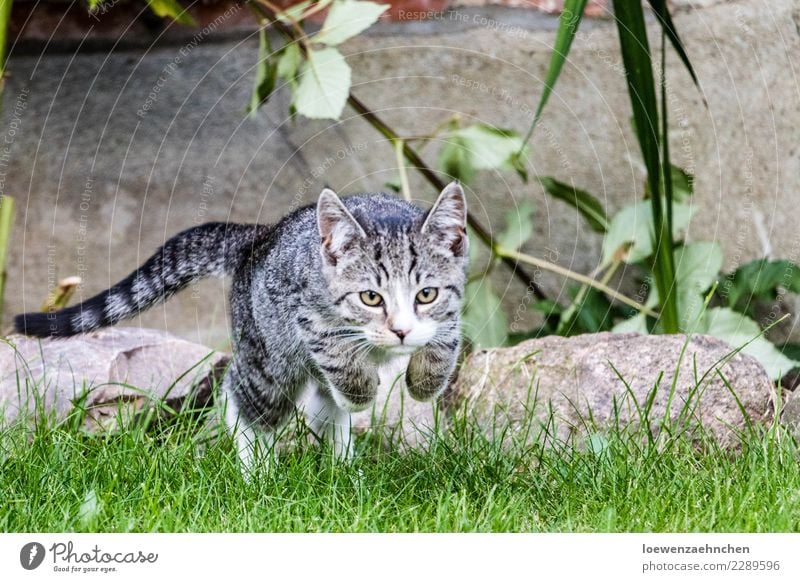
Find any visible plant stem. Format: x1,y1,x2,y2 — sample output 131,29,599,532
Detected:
393,138,411,202
0,0,11,79
0,195,14,322
255,0,309,46
0,0,11,322
496,246,657,317
555,258,622,335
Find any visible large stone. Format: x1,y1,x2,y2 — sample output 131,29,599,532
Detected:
450,332,777,447
781,390,800,442
0,327,228,429
0,328,780,448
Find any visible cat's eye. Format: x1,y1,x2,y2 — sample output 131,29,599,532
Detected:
360,290,384,307
416,287,438,304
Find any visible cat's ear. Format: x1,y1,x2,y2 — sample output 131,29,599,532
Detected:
317,188,366,265
421,181,468,256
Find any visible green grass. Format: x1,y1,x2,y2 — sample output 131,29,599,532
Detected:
1,391,799,532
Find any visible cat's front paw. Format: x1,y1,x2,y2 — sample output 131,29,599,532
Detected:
328,366,380,412
405,349,455,401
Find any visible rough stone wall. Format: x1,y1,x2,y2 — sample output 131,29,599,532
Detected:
1,0,798,348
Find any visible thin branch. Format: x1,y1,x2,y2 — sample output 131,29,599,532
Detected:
496,247,658,317
255,0,308,45
393,139,412,202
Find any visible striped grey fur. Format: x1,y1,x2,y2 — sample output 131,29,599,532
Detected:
15,222,268,337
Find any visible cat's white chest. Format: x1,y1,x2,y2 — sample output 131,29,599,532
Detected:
350,352,435,442
376,354,411,391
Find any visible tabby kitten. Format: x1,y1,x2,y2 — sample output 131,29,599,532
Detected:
15,182,469,470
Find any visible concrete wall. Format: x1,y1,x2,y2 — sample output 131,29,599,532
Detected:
2,0,799,348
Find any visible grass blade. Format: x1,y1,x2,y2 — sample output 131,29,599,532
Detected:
519,0,588,150
247,27,278,116
0,195,14,322
646,0,701,93
660,32,674,266
0,0,11,77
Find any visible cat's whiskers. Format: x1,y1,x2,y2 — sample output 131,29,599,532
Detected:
334,334,377,359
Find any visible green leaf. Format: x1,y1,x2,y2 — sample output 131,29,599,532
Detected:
669,166,693,203
613,0,678,333
646,0,701,91
509,151,529,183
674,242,722,294
538,176,609,233
276,0,320,24
145,0,196,26
601,200,693,266
779,343,800,362
462,280,508,349
277,42,303,85
383,178,401,192
612,312,648,334
466,227,483,273
437,138,475,185
315,0,389,46
644,165,693,203
247,28,278,116
723,259,800,311
518,0,588,149
643,242,722,331
560,287,616,335
497,201,535,253
451,124,527,171
293,47,351,120
531,299,563,316
77,489,102,526
673,242,723,330
700,308,798,380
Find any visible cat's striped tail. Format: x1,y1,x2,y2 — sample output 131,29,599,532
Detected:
14,222,269,338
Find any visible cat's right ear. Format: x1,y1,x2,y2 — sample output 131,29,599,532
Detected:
421,181,468,257
317,188,366,265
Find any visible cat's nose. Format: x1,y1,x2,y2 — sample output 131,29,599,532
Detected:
391,327,411,342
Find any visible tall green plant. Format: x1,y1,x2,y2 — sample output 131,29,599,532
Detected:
521,1,702,334
0,0,13,322
0,0,11,69
0,195,13,321
612,0,677,333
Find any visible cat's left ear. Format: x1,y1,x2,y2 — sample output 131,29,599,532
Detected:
317,188,366,265
421,181,468,257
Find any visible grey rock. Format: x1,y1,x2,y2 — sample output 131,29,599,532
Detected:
0,327,228,429
450,332,777,448
781,390,800,441
0,328,780,448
